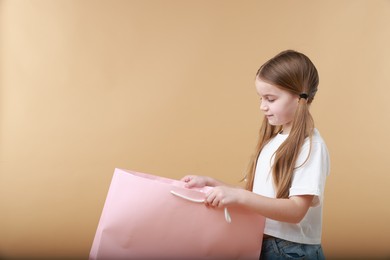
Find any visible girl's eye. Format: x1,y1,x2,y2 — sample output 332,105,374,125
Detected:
260,97,276,103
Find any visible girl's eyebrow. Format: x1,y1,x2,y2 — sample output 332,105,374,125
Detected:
261,94,277,98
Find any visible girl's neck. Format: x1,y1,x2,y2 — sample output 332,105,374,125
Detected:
280,123,292,135
279,128,291,135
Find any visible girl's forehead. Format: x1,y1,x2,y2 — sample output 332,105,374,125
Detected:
255,79,282,96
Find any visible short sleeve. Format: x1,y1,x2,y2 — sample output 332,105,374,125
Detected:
289,137,330,207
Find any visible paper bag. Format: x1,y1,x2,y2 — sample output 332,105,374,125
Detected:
90,168,265,259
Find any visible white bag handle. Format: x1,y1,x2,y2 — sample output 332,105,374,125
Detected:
170,190,232,223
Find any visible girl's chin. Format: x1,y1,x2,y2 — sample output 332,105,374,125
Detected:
267,121,283,127
266,119,278,125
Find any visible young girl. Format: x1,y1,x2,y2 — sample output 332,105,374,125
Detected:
181,50,330,260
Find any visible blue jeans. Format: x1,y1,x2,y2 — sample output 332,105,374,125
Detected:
260,237,325,260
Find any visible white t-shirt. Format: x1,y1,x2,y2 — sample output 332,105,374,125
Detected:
252,129,330,245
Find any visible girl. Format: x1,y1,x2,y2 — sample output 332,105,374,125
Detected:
181,50,330,260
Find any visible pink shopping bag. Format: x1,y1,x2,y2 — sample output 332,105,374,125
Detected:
90,168,265,259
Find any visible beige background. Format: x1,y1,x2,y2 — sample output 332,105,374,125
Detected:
1,0,390,259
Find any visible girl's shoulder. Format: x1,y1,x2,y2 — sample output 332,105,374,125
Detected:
310,129,327,145
297,129,330,172
301,129,329,154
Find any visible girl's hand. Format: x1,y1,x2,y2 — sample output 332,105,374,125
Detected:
181,175,210,188
205,186,243,207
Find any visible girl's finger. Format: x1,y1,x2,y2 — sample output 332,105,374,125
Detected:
205,191,215,206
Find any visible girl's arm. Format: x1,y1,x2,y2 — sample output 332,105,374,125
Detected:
206,186,313,224
180,176,312,223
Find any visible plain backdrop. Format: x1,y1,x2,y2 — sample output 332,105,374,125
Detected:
1,0,390,259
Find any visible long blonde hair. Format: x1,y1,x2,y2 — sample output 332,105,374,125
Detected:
245,50,319,198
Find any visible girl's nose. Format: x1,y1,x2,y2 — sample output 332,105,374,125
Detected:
260,101,268,111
